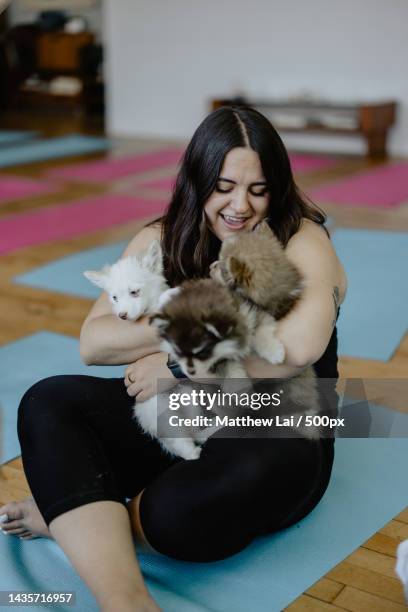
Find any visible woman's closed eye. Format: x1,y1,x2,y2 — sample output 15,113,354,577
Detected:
215,181,268,197
216,183,233,194
249,185,269,197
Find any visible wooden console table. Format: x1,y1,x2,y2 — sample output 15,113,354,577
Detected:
211,97,397,158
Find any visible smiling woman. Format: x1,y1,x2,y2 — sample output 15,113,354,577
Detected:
1,105,345,612
159,105,329,287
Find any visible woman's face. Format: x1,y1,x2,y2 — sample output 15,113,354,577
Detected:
203,147,269,241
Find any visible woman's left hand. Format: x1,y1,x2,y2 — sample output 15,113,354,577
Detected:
124,352,177,402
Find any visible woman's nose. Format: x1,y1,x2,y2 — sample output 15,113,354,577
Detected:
230,189,250,214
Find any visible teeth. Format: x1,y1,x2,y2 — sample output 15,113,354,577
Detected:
223,215,248,223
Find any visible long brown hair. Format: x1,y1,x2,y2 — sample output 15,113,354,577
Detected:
147,105,327,287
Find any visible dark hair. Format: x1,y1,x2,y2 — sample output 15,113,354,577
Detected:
147,105,327,287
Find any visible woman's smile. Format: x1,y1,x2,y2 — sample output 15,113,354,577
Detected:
203,147,269,241
219,212,251,230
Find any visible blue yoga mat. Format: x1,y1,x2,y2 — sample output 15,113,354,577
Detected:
0,332,123,465
14,242,127,300
14,228,408,361
1,331,407,610
0,535,206,611
332,228,408,361
0,130,37,146
1,437,407,611
0,134,111,168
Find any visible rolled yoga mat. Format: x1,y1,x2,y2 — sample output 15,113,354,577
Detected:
0,134,111,169
0,130,38,146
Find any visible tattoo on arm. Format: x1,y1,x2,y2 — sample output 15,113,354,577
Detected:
332,286,340,327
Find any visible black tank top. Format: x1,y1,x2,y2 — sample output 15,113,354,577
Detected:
313,306,340,380
313,307,341,450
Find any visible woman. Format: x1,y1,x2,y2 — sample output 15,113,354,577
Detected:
0,106,347,612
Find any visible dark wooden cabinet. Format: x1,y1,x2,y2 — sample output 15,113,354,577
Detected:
37,31,95,73
10,30,103,116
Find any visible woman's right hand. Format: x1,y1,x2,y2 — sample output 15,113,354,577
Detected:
124,352,178,402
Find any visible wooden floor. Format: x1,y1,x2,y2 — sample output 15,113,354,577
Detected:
0,110,407,611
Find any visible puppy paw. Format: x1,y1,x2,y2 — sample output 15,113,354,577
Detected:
253,335,285,364
267,339,285,364
188,445,202,460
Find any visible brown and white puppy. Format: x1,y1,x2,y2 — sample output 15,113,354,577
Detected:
210,220,321,440
135,279,253,461
152,278,251,380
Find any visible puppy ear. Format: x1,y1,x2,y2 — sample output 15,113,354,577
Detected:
229,257,252,288
83,268,110,290
254,219,271,234
157,286,181,310
142,240,163,274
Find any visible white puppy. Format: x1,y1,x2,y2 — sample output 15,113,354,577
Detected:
84,241,204,460
84,240,167,321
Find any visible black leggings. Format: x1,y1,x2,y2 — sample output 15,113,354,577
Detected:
17,375,335,562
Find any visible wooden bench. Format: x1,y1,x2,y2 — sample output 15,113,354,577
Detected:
211,97,397,159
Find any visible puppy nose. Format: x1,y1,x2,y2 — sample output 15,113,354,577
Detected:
119,312,128,320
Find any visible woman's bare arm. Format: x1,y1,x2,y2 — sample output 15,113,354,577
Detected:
79,224,164,366
243,220,347,379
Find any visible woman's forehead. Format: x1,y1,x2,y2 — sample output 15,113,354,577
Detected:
220,147,265,181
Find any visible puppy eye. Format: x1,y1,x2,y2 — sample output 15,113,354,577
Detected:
112,296,118,302
130,289,140,297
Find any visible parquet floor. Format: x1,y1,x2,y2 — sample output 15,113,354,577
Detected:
0,110,407,611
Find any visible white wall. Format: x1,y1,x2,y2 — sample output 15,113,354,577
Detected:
104,0,408,155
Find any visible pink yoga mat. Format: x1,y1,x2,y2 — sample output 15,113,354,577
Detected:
137,176,176,191
0,175,57,205
289,154,336,174
47,148,185,183
0,194,166,255
135,154,336,192
310,162,408,208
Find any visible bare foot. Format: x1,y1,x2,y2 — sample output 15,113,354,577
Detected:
0,498,51,540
